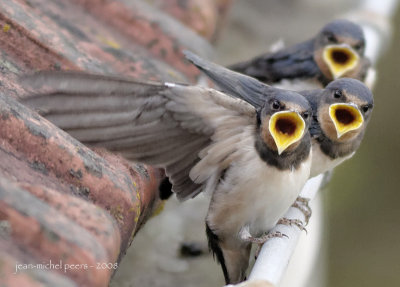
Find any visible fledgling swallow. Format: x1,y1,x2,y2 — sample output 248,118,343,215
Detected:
185,51,374,178
228,19,372,89
300,78,374,177
21,70,312,284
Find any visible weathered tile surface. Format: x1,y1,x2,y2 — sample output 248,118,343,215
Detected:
0,0,231,285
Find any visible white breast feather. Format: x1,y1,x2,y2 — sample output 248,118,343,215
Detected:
311,141,354,177
207,138,311,237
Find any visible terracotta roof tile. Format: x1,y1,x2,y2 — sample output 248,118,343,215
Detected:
0,0,232,286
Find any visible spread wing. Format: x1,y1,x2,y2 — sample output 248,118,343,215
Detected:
21,72,256,201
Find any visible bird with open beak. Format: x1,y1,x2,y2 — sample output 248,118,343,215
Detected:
185,51,374,179
21,70,312,284
301,78,374,177
228,19,372,90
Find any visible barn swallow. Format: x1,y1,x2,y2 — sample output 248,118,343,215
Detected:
228,19,371,89
300,78,374,177
21,71,312,284
185,51,374,178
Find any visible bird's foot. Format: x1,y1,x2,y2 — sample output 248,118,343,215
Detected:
242,231,288,245
250,231,288,259
292,196,312,224
296,196,310,205
277,218,307,233
239,226,288,258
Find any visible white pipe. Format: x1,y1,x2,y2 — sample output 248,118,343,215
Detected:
346,0,398,63
362,0,398,18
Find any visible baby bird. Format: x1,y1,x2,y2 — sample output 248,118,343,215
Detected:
229,19,372,90
22,71,312,284
185,51,374,178
301,78,374,177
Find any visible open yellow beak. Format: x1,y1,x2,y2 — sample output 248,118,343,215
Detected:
323,44,359,79
269,111,306,155
329,103,364,138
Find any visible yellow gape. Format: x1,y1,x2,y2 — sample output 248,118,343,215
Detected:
269,111,306,155
329,103,364,138
323,44,359,79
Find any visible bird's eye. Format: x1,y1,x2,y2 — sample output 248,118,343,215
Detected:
354,43,363,51
325,32,337,43
362,104,371,113
334,90,343,98
271,100,281,110
303,111,310,119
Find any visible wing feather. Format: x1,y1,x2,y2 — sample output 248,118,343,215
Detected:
21,72,256,200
